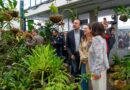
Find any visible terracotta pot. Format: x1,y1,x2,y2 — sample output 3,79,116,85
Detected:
49,14,63,23
119,15,128,22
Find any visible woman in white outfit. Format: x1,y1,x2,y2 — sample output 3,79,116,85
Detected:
88,22,110,90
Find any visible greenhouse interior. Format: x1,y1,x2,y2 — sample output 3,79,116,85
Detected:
0,0,130,90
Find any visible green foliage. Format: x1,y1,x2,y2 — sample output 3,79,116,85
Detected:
0,0,4,8
121,54,130,83
112,54,122,65
6,0,17,10
39,20,53,42
110,72,125,80
62,9,78,22
0,31,82,89
0,31,32,90
113,6,130,18
111,53,130,84
24,45,63,73
0,65,31,90
0,31,28,65
49,3,58,14
24,45,78,90
10,46,28,62
27,20,34,32
0,0,17,10
0,0,18,29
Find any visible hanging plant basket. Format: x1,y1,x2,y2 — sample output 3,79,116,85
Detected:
3,12,12,21
10,11,19,18
119,15,128,22
49,14,63,23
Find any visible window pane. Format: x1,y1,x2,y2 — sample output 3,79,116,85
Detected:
42,0,48,3
31,0,35,7
36,0,41,5
24,0,30,9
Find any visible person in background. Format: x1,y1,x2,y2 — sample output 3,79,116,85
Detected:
107,26,116,56
63,32,67,48
124,33,129,48
32,29,44,45
102,17,109,30
102,18,110,55
63,32,69,63
60,32,64,37
88,22,109,90
25,34,35,48
26,30,44,48
118,33,124,48
79,25,92,90
66,19,84,80
0,30,2,40
102,17,116,58
51,29,64,57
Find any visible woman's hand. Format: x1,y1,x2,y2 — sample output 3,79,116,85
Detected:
81,60,88,64
92,74,101,80
82,61,87,64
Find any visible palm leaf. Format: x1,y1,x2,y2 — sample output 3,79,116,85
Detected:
13,0,17,9
7,0,13,9
0,0,4,8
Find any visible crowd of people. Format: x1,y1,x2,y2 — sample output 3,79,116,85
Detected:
50,19,116,90
25,18,116,90
118,32,130,49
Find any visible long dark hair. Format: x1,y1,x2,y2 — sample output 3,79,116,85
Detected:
91,22,105,38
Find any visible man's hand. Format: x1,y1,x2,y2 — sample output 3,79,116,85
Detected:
71,55,75,60
64,46,67,50
54,41,56,44
82,61,87,64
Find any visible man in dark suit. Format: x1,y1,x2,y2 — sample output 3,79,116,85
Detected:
66,19,84,78
51,29,64,57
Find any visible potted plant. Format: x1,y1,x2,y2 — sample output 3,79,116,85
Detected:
109,53,130,90
0,0,18,22
24,45,78,90
49,3,63,23
113,6,130,22
0,10,12,21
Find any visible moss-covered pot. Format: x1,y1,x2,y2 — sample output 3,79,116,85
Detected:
49,14,63,23
119,15,128,22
